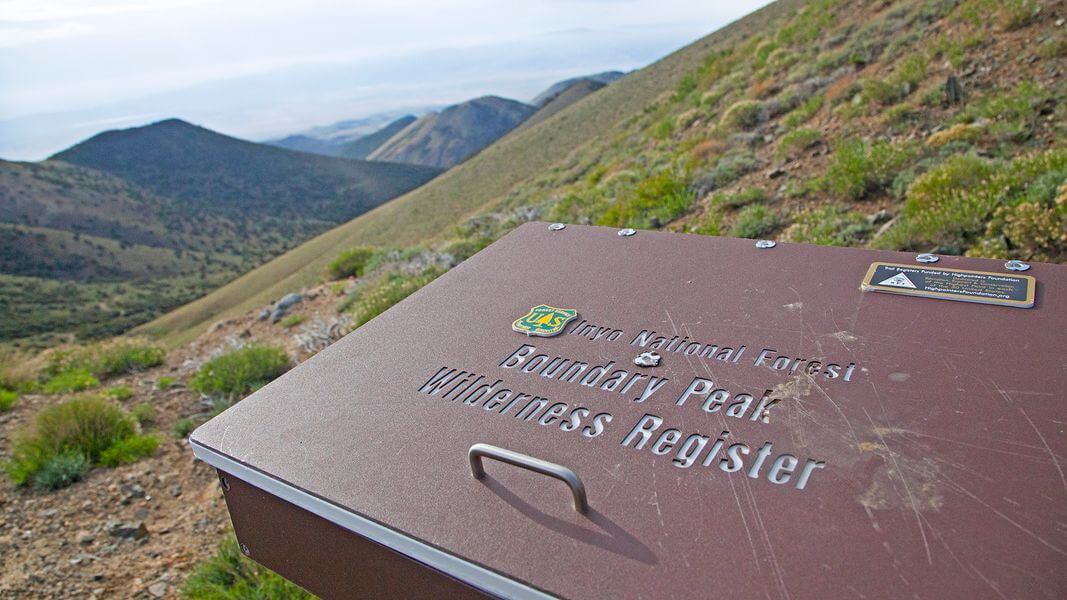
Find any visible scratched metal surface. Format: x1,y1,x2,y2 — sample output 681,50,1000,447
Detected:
192,223,1067,599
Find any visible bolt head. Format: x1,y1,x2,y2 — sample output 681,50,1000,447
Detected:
618,228,637,237
755,240,776,249
1004,260,1031,272
548,223,566,231
916,253,939,263
240,543,250,556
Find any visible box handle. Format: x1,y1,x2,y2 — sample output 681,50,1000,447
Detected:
468,443,588,514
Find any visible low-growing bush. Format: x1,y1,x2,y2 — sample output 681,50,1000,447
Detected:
174,418,196,439
782,95,823,129
777,128,822,159
997,0,1040,31
188,346,290,403
720,100,763,130
344,269,443,328
99,434,159,467
278,314,306,329
729,205,780,239
5,396,152,489
157,376,176,390
183,534,313,599
784,206,874,246
130,403,156,426
0,389,17,412
46,340,164,381
926,123,983,148
325,246,376,280
105,385,133,401
43,368,99,394
824,138,916,200
695,152,759,194
32,451,90,491
597,168,695,229
716,187,768,208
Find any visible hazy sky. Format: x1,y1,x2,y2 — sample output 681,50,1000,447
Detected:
0,0,771,160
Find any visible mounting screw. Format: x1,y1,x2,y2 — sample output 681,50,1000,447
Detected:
755,240,776,249
548,223,566,231
916,253,939,263
240,543,250,556
618,228,637,237
219,476,230,491
1004,260,1030,272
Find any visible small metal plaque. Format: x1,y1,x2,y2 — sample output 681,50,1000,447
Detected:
861,262,1035,308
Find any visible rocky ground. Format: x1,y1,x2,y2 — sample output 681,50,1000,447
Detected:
0,282,351,598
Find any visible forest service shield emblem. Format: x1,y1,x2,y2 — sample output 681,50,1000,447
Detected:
512,305,578,337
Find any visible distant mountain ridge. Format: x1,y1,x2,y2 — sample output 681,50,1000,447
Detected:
339,115,417,159
53,119,440,223
1,119,441,342
530,71,625,107
368,96,536,168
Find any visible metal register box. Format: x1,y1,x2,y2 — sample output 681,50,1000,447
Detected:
191,223,1066,599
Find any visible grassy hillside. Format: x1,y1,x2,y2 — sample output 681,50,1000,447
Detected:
516,78,608,132
138,1,787,345
143,0,1064,347
367,96,537,168
53,119,441,223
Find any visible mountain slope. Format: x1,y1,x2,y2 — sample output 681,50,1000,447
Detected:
267,134,344,156
137,3,787,344
516,78,608,132
52,119,441,223
530,71,625,107
367,97,536,168
339,115,417,159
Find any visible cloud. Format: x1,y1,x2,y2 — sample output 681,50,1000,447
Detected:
0,21,91,46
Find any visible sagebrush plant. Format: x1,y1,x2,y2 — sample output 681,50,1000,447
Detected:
188,346,290,403
730,205,780,239
173,418,196,439
785,206,874,246
99,434,159,467
47,339,164,380
278,314,306,329
343,269,443,327
325,246,376,280
5,395,156,489
597,167,695,228
42,367,99,394
183,534,312,599
824,138,915,200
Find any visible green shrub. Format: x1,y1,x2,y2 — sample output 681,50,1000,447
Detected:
43,368,99,394
183,534,312,599
997,0,1040,30
345,269,443,328
877,149,1066,251
597,168,695,229
717,187,768,208
0,389,17,412
99,434,159,467
278,314,306,329
325,246,376,280
696,152,759,191
720,100,763,129
105,385,133,401
777,128,822,159
824,138,916,200
130,403,156,426
47,340,164,380
730,205,780,239
6,396,140,488
157,376,176,390
785,206,874,246
174,418,196,439
32,451,90,491
188,346,290,403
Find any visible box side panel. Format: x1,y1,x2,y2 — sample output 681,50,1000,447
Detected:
217,470,491,600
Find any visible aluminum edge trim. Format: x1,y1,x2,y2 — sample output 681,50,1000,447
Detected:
190,439,557,600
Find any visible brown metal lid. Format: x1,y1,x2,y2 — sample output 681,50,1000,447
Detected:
192,223,1067,599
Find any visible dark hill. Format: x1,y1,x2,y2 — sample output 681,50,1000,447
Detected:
52,119,441,223
339,115,417,159
267,134,344,156
367,97,536,168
